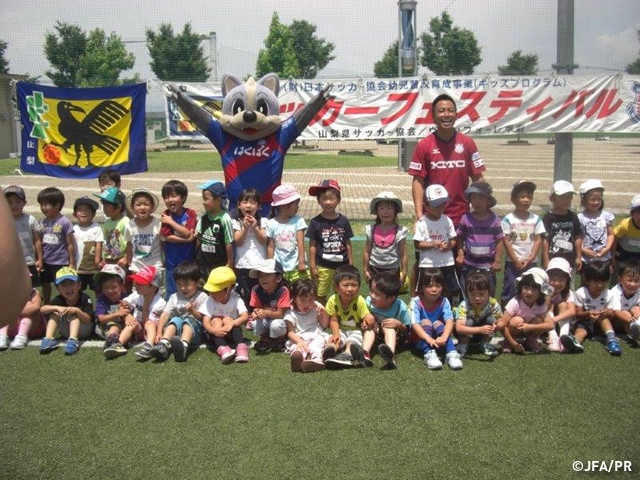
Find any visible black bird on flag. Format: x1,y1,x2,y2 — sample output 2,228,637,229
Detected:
54,100,129,167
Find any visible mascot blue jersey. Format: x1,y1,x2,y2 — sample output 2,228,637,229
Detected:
206,116,299,217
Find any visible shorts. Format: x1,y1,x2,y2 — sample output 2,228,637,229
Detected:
339,329,363,346
315,266,335,298
28,264,42,288
253,318,287,338
167,316,203,345
574,320,594,337
56,316,95,340
40,263,66,284
78,273,97,292
283,269,310,284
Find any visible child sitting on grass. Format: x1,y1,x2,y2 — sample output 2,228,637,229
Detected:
200,266,250,364
151,261,208,362
324,265,375,369
611,260,640,346
411,267,463,371
496,267,554,354
545,258,576,353
0,285,45,351
93,264,129,357
362,271,410,370
40,267,94,355
454,271,502,358
285,278,330,373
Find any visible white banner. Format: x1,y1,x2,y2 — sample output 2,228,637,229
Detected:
164,74,640,140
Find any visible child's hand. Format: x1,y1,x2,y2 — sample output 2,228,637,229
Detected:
117,257,128,269
516,323,530,333
428,338,439,349
296,340,308,354
455,251,464,267
329,333,341,346
314,302,326,314
253,308,264,320
512,342,525,354
491,260,502,272
125,315,137,328
478,324,495,335
160,212,174,226
434,335,448,348
243,215,256,229
381,318,401,330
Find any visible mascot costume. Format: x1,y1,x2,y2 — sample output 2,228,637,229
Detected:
170,74,331,216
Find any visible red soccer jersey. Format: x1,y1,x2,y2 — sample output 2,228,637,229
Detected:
408,131,485,226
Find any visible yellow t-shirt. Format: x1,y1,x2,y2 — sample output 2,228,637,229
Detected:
325,294,370,330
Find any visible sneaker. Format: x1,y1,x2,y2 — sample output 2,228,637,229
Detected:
423,350,442,370
605,337,622,356
456,342,469,357
104,343,127,359
9,334,29,350
446,350,463,370
524,336,542,354
501,342,513,354
321,344,337,362
325,352,354,370
150,341,171,361
377,343,397,370
482,342,500,357
290,350,304,372
235,343,250,363
271,339,287,353
349,343,366,367
0,334,8,351
216,345,236,364
546,331,563,353
170,336,189,362
135,342,153,359
254,339,271,353
560,334,584,353
301,359,326,372
40,337,59,353
630,321,640,342
246,319,255,331
64,338,80,355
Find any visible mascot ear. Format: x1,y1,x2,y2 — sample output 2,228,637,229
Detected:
258,73,280,96
222,74,243,96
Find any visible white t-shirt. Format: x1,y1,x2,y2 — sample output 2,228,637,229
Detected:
163,290,209,319
574,286,616,311
365,224,408,270
266,215,307,272
198,291,247,319
413,214,456,268
124,217,163,272
73,222,104,274
14,213,39,266
284,308,324,336
501,212,545,262
610,284,640,312
233,217,267,269
123,291,166,323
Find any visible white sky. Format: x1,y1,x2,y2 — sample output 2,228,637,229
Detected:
3,0,639,81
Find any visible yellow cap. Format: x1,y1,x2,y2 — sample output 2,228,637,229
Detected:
203,266,236,293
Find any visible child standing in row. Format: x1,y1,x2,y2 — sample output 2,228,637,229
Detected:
125,188,163,274
497,268,554,354
37,187,76,303
196,181,234,280
578,180,614,270
72,197,103,292
501,180,545,308
363,191,408,288
306,179,354,304
410,267,463,370
232,188,267,310
413,185,460,301
4,185,42,287
285,279,329,373
542,180,583,272
267,184,308,283
160,180,197,299
456,181,504,297
94,187,128,270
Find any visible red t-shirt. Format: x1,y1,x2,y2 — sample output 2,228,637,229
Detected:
408,131,485,225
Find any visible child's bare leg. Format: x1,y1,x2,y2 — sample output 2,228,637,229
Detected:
162,324,177,340
119,324,139,345
574,326,588,343
144,322,157,345
362,329,376,353
383,327,397,352
44,315,60,338
68,317,81,339
180,324,194,344
42,283,52,304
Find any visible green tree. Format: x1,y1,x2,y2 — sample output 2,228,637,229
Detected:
419,11,481,75
627,28,640,74
0,39,9,74
498,50,538,75
374,41,399,78
146,23,209,81
78,30,135,87
256,12,301,78
288,20,335,79
44,22,135,87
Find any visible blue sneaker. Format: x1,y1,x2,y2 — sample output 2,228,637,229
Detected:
605,337,622,356
64,338,80,355
39,338,59,353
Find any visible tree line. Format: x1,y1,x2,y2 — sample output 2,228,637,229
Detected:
1,11,639,87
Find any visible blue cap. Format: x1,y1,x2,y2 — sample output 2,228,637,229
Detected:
197,180,227,199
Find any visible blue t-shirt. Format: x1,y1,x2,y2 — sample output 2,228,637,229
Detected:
365,296,410,327
409,296,453,326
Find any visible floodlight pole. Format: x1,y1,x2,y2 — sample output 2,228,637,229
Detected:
208,32,218,83
397,0,417,170
552,0,577,182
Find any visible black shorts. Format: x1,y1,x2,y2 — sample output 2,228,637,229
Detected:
28,264,42,288
39,263,66,284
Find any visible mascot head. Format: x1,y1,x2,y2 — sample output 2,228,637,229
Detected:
219,73,281,142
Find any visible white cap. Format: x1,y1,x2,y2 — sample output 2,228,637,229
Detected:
516,267,554,297
631,194,640,212
546,257,572,277
424,184,450,207
550,180,577,196
579,179,604,196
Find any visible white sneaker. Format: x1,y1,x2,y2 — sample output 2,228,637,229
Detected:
547,330,563,353
0,334,8,351
9,334,28,350
446,350,464,370
424,350,442,370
